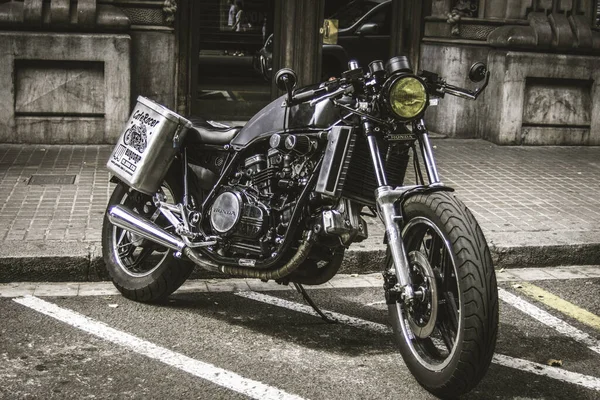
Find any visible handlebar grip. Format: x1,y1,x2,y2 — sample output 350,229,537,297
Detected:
292,89,320,103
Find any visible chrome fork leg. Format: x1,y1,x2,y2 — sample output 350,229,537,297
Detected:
376,187,414,301
363,118,414,301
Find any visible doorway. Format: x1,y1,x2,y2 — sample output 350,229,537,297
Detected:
189,0,275,122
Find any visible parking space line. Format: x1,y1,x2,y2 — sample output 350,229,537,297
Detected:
498,288,600,355
13,295,307,400
492,354,600,391
237,290,600,391
3,266,600,298
514,282,600,332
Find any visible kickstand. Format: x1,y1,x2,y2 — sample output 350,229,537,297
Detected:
293,282,337,324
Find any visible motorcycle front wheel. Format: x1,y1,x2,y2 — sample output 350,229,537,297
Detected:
387,192,498,397
102,168,194,302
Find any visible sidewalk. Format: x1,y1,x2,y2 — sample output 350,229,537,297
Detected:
0,140,599,282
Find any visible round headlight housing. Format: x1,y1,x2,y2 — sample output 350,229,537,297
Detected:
384,75,428,121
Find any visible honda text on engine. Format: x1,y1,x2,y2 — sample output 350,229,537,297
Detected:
103,56,498,398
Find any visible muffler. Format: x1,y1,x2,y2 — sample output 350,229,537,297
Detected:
107,205,185,252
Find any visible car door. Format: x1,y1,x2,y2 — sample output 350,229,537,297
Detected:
336,2,392,68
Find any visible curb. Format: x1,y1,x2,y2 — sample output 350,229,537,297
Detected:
1,240,599,283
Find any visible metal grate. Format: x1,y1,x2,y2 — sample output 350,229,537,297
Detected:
597,0,600,27
28,175,77,185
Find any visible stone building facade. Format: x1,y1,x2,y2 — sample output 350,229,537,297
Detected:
422,0,600,145
0,0,178,144
1,0,599,145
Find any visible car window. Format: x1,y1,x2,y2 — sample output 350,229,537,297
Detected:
330,0,380,29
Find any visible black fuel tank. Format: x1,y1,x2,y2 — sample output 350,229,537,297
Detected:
230,85,342,149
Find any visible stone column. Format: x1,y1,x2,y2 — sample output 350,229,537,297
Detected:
271,0,324,98
390,0,425,70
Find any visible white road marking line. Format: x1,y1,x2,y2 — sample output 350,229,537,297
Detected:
13,295,307,400
365,300,386,307
492,354,600,391
236,291,600,391
3,266,600,298
498,288,600,355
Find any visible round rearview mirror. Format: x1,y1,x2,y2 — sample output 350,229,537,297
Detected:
469,62,487,83
275,68,298,92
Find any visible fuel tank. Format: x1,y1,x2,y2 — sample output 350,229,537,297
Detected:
230,85,342,149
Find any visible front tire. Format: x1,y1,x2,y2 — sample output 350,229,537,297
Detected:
387,192,498,397
102,169,194,302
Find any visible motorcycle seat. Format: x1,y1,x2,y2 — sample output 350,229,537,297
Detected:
186,116,242,145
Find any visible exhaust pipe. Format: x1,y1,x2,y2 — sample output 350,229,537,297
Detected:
107,205,185,252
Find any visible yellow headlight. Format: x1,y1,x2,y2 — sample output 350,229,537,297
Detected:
389,77,427,120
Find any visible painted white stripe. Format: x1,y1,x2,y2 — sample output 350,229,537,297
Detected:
13,295,307,400
3,266,600,298
498,288,600,355
235,291,391,334
237,290,600,392
492,354,600,391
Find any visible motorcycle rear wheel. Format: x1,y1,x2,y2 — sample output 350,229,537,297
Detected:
387,192,498,397
102,169,194,302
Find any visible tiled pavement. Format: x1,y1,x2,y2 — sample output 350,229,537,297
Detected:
0,140,599,280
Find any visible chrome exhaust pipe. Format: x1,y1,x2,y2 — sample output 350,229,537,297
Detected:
107,205,185,252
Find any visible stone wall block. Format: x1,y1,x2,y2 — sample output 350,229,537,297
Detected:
420,42,491,138
0,1,23,24
569,15,594,48
484,50,600,145
577,0,593,14
130,31,176,110
50,0,70,27
23,0,43,25
431,0,453,17
558,0,574,12
0,0,128,30
0,32,130,144
76,0,97,26
538,0,554,11
483,0,507,18
505,0,533,19
528,12,553,47
549,13,575,49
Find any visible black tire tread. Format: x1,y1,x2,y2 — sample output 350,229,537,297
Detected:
398,192,499,397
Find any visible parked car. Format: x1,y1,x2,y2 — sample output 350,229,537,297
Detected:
254,0,391,80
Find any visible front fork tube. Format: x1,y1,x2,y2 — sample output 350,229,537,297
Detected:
415,119,441,185
363,118,442,303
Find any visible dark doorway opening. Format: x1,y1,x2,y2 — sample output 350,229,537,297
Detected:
191,0,275,121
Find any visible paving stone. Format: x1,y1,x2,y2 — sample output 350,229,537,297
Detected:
508,268,556,281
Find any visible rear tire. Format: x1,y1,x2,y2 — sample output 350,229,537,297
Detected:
102,169,194,302
387,192,498,397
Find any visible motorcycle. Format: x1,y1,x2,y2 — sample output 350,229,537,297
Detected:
103,56,498,397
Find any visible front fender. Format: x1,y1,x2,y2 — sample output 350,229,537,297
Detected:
382,184,455,245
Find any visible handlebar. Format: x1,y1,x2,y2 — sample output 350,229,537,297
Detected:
286,61,490,109
441,71,490,100
421,69,490,101
290,81,351,106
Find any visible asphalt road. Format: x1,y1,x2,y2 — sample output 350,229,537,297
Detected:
2,271,600,400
